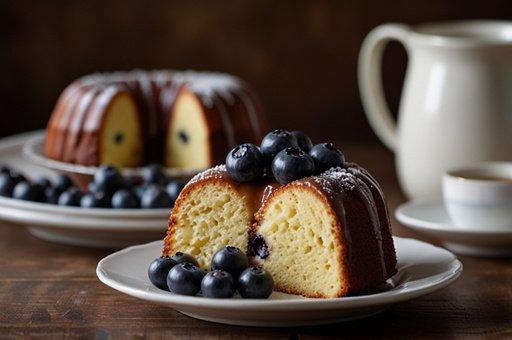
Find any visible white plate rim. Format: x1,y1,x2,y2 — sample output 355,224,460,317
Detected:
96,237,463,312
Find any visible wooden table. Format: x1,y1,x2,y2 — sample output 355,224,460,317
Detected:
1,144,511,339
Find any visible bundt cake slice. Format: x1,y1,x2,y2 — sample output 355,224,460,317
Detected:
163,165,270,269
250,164,397,298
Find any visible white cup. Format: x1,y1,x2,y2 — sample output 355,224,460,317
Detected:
359,20,512,199
443,162,512,230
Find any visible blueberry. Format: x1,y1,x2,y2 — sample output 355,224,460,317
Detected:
12,181,46,202
9,171,26,184
123,177,142,190
140,184,172,208
58,187,83,206
0,163,11,174
111,189,139,209
290,131,313,152
271,147,315,185
166,262,205,296
143,163,166,185
249,234,270,259
166,180,185,204
237,267,274,299
45,186,63,204
93,165,123,195
211,246,249,279
87,181,99,193
260,129,298,164
0,173,19,197
201,270,236,298
226,143,265,182
170,252,199,267
309,143,346,174
132,184,147,201
80,191,111,208
148,256,178,291
35,177,52,190
54,174,73,192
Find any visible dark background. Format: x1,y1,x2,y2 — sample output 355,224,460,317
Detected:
1,0,511,144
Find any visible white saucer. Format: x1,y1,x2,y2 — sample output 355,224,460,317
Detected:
395,198,512,257
96,237,462,327
0,131,168,248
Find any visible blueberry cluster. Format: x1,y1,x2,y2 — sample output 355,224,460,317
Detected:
148,246,274,299
0,163,184,209
226,129,345,185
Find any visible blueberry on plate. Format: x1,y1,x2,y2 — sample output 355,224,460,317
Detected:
211,246,249,279
167,262,205,296
140,184,172,209
290,131,313,153
309,142,346,174
80,191,111,208
271,147,315,185
237,266,274,299
260,129,298,164
35,176,52,191
58,187,83,207
93,165,123,195
9,171,26,184
45,186,63,204
170,252,199,267
12,181,46,202
166,180,185,204
132,184,147,201
0,173,18,197
142,163,166,185
122,176,142,190
111,189,139,209
0,163,11,174
225,143,265,182
54,173,73,192
201,270,236,298
148,256,178,291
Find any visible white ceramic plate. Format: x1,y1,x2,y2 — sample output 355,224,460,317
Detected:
0,131,169,248
22,133,202,181
395,198,512,257
96,237,462,327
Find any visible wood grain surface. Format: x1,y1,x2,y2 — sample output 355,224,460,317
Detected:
1,144,511,339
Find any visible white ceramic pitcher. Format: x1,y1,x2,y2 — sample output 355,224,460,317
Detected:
358,20,512,199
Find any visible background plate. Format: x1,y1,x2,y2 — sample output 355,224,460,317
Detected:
0,131,169,248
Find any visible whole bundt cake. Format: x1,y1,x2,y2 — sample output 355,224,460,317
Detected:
44,70,266,169
163,162,397,298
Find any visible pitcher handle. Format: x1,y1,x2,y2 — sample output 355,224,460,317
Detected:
358,23,410,151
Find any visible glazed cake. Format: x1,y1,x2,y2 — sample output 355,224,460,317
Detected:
163,163,397,298
44,70,266,169
251,163,397,298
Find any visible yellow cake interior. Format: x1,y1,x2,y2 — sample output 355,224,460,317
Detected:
255,186,345,298
100,93,142,168
165,90,210,169
168,182,252,269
